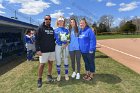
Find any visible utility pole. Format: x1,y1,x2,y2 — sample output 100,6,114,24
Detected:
11,10,18,19
14,10,18,19
15,10,17,19
30,16,31,24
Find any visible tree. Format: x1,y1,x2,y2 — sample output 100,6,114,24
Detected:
69,15,93,26
129,21,136,34
131,16,140,33
120,21,136,34
98,15,114,32
91,22,97,35
98,23,107,33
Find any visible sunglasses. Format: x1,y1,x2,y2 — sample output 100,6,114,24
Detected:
45,18,51,20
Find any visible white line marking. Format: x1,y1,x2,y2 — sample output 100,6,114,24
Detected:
97,43,140,60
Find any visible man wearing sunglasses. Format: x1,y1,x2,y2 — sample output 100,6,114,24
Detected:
35,15,55,88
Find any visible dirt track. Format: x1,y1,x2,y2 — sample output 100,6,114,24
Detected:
97,38,140,74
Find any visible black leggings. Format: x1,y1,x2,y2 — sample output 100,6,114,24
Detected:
69,50,81,73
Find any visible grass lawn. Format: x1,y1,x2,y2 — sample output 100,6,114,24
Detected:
96,34,140,40
0,51,140,93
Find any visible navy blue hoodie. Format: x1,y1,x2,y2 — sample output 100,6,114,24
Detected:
35,22,55,53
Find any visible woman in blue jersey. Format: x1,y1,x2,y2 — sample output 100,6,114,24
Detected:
78,18,96,81
54,16,70,81
68,18,81,79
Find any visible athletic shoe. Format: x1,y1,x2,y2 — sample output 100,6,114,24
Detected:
76,73,80,79
65,74,69,81
57,75,61,81
47,75,53,82
71,72,76,78
27,59,31,62
37,78,42,88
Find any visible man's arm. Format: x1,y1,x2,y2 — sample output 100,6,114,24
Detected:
35,27,42,55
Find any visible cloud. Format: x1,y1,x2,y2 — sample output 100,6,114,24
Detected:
97,0,102,2
8,0,34,3
8,0,50,15
129,16,140,19
66,7,71,9
113,18,123,26
0,3,4,9
106,2,116,7
69,12,74,15
0,10,5,14
50,0,60,5
37,18,44,23
0,2,5,15
117,18,123,21
66,16,70,19
119,1,140,12
137,16,140,19
0,0,4,3
50,10,64,18
130,16,134,19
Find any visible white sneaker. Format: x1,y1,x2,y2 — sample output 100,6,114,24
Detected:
65,74,69,81
57,75,61,81
71,72,76,78
76,73,80,79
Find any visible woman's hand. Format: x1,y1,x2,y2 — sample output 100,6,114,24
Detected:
62,43,68,48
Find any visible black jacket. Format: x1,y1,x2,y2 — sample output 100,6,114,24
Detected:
35,23,55,53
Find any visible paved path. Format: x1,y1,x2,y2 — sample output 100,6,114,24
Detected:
97,38,140,74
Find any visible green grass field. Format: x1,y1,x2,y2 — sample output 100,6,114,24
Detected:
96,34,140,40
0,51,140,93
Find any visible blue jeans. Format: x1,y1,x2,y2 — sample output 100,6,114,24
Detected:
27,50,33,60
82,52,95,72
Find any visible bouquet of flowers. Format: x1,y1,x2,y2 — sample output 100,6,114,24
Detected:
59,32,70,42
